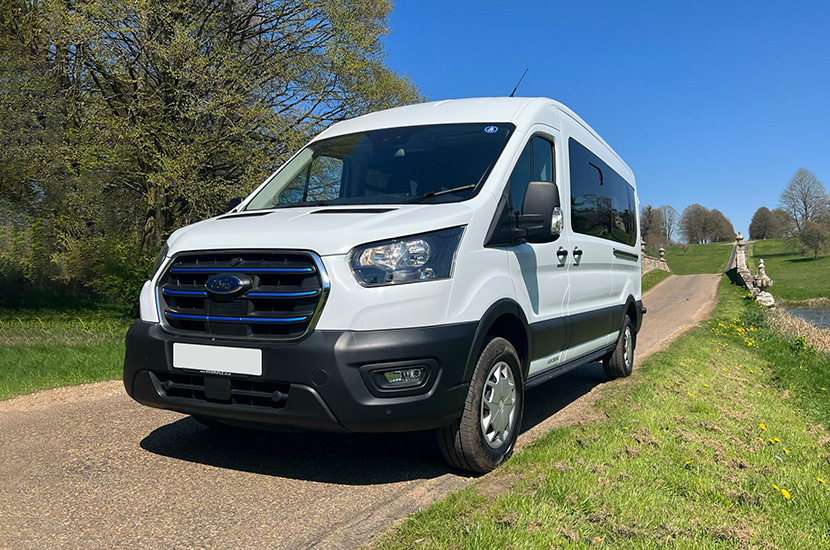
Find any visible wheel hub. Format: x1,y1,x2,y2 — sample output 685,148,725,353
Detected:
480,361,517,449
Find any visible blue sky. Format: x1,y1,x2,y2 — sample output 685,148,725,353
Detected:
382,1,830,236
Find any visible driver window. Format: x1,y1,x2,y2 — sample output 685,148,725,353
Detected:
508,136,554,215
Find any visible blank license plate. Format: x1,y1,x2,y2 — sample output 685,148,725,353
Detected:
173,343,262,376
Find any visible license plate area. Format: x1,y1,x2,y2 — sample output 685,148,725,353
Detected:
173,343,262,376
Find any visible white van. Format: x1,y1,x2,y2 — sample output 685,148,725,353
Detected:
124,97,643,473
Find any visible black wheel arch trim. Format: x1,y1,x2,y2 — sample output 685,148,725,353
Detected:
463,299,532,382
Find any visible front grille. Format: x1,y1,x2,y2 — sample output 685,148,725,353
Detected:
154,372,289,409
157,250,328,340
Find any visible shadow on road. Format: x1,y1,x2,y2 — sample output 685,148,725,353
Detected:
521,361,607,434
140,362,607,482
140,419,452,485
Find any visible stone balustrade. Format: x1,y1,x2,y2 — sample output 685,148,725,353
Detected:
731,232,775,307
641,241,672,275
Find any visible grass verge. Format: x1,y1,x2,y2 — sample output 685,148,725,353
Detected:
642,269,672,293
748,238,830,306
373,278,830,549
0,305,131,400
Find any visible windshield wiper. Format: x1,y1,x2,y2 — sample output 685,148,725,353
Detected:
403,184,478,204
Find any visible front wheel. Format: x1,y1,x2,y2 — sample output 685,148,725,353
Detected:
437,337,524,473
603,316,635,380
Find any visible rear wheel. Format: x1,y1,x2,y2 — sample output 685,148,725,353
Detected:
603,316,635,380
437,337,524,473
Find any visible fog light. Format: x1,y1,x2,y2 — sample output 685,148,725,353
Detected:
383,367,425,385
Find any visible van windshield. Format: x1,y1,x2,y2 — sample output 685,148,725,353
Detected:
245,123,515,209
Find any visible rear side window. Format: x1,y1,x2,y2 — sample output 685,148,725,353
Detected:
569,138,636,246
508,136,555,215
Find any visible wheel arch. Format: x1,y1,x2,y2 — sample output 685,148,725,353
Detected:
463,299,531,382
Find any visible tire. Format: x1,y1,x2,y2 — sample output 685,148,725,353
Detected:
437,337,524,473
603,316,635,380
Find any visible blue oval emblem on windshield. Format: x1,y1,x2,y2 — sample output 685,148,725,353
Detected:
205,275,244,295
483,126,499,134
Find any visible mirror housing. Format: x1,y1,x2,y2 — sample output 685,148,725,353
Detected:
517,181,561,243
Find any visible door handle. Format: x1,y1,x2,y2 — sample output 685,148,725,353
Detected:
556,248,568,258
572,247,583,257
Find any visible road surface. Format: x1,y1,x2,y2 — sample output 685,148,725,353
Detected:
0,273,721,550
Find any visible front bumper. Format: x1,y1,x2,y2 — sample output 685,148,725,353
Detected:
123,321,476,432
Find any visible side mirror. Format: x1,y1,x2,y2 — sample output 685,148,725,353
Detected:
227,197,244,212
517,181,562,243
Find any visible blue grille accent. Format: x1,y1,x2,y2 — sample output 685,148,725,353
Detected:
165,312,308,324
162,289,208,297
170,267,313,274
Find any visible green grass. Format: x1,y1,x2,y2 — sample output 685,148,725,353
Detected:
642,269,672,292
748,238,830,305
0,304,132,400
373,278,830,549
661,242,733,275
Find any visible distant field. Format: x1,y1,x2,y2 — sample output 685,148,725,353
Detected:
661,242,732,275
749,238,830,305
0,305,131,400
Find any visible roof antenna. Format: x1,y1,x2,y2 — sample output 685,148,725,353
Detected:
509,68,529,97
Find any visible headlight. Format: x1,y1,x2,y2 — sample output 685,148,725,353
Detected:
350,227,464,287
152,243,169,276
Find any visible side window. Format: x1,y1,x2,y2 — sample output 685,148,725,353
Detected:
570,138,636,245
279,155,344,204
508,136,554,216
570,140,610,238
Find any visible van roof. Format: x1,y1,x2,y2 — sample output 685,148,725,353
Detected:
315,97,630,177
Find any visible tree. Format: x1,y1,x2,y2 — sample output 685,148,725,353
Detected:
796,220,829,259
750,206,795,239
779,168,829,231
770,208,795,238
656,205,679,245
707,209,735,242
640,204,664,247
749,207,773,240
0,0,422,300
680,203,710,244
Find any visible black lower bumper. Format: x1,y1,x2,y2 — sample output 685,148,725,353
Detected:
123,321,477,433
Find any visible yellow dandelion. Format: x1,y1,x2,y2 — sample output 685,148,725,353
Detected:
819,478,825,484
822,388,827,391
704,384,709,387
773,484,780,490
723,368,728,372
687,391,692,396
773,437,780,442
623,426,629,430
781,489,791,500
750,369,754,373
769,438,775,444
758,391,762,395
759,423,767,430
783,447,789,454
685,460,693,465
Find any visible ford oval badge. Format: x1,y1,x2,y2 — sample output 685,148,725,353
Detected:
205,274,245,295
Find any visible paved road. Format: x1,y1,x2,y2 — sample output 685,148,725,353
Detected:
0,274,721,550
